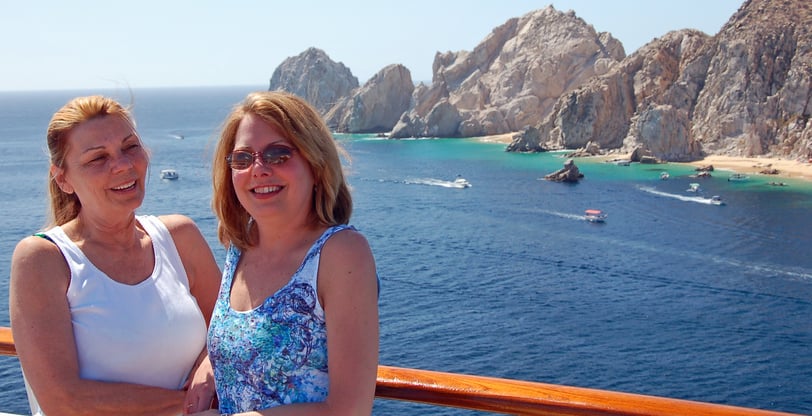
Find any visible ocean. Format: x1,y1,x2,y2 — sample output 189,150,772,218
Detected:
1,87,810,415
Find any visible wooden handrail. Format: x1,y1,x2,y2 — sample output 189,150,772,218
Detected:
375,365,797,415
0,327,799,415
0,327,13,357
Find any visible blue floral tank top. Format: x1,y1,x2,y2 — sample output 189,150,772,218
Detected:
208,225,352,413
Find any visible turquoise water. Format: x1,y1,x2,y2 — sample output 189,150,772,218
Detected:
1,88,811,415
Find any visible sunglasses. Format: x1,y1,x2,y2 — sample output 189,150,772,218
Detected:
226,145,296,170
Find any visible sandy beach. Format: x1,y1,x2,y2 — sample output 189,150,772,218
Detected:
677,155,812,182
472,132,516,144
472,133,812,183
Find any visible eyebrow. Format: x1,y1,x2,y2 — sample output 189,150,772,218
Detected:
233,140,292,150
80,133,137,154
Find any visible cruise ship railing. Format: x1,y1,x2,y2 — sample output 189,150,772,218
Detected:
0,326,799,416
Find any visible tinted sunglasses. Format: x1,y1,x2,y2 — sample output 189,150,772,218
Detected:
226,145,296,170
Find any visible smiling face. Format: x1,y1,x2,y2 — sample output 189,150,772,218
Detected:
51,114,148,220
230,113,315,226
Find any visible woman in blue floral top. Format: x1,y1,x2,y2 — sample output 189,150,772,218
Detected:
185,92,379,416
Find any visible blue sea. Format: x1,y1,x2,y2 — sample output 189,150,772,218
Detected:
1,87,810,415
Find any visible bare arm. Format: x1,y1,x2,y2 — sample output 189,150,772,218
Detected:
314,229,379,415
159,214,221,325
10,236,185,416
160,214,222,412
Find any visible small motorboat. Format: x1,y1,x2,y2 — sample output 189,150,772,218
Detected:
709,195,726,205
453,176,471,188
687,183,701,192
660,172,670,180
160,169,179,180
728,173,750,182
584,209,607,223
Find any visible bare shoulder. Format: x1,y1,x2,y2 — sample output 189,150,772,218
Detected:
320,227,377,283
157,213,196,233
12,234,65,273
157,214,206,242
318,227,378,309
10,234,70,296
322,227,373,258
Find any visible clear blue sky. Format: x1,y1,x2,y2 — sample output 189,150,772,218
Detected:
1,1,744,92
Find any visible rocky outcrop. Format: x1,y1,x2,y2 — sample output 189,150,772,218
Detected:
506,126,545,152
325,64,414,133
390,6,624,138
564,141,603,158
544,159,584,182
267,1,811,162
512,0,812,162
510,29,711,161
269,48,359,114
691,0,812,159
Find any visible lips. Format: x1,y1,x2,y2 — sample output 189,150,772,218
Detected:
111,180,136,191
252,185,282,194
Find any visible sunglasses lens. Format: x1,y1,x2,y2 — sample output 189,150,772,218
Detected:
227,151,253,169
262,146,293,165
227,146,294,170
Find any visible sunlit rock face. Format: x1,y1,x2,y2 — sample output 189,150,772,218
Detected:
513,0,812,162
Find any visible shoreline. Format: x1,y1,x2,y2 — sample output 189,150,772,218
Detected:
471,133,812,183
676,155,812,183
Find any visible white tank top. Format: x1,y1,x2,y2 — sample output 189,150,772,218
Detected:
24,215,207,415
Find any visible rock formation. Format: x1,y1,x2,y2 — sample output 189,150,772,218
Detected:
544,159,583,182
692,0,811,160
390,6,624,138
268,47,358,114
325,64,414,133
564,141,602,158
266,0,811,162
511,0,812,162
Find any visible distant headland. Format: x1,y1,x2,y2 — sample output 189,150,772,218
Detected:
267,0,811,168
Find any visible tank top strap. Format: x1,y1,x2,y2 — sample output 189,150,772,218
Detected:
42,225,88,270
220,244,242,295
137,215,190,289
303,225,353,261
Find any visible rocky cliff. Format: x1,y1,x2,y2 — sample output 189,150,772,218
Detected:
325,64,414,133
509,0,812,161
269,47,358,114
269,0,811,161
390,6,625,138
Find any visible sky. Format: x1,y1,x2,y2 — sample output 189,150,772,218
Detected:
1,1,745,92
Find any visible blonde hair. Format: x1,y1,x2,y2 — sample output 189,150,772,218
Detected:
45,95,137,226
212,91,352,250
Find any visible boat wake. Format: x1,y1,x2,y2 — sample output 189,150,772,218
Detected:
536,209,590,221
404,177,471,189
638,186,720,205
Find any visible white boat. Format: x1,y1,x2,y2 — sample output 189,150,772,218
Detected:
709,195,726,205
453,177,472,188
160,169,179,180
687,183,701,192
728,173,750,182
584,209,607,223
660,172,670,180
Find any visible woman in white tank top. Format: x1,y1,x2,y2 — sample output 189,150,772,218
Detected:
9,96,221,415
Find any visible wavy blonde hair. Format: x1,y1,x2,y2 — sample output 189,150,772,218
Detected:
212,91,352,250
45,95,138,226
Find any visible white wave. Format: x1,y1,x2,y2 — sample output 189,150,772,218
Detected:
535,209,587,221
405,177,472,189
638,186,719,205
